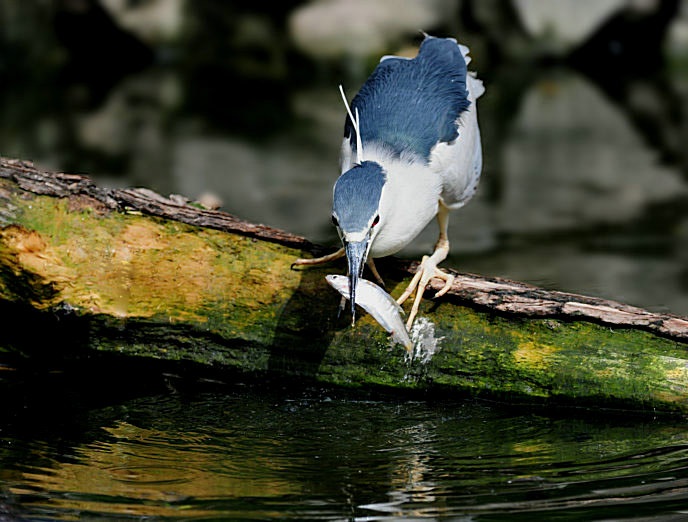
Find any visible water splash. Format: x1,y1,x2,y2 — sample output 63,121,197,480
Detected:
404,317,444,364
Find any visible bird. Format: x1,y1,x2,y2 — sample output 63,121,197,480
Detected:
294,34,484,329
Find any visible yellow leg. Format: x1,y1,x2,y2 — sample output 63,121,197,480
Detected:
397,201,455,329
367,258,385,287
291,247,345,269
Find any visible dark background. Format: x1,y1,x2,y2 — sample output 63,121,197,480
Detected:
1,0,687,314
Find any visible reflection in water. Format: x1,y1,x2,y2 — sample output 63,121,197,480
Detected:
501,73,685,233
456,71,688,314
1,383,688,519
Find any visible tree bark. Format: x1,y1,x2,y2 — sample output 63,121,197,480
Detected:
2,157,688,413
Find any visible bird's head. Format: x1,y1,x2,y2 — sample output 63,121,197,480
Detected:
332,161,386,324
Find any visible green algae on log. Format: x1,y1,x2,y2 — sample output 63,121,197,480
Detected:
2,157,688,413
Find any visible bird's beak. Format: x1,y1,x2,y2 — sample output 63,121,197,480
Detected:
345,239,369,326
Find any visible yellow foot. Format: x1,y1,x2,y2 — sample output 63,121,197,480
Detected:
396,250,454,330
291,247,345,269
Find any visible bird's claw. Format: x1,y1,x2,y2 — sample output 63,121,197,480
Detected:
397,253,454,330
291,247,345,270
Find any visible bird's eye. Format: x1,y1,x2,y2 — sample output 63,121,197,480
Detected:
332,216,339,227
372,215,380,227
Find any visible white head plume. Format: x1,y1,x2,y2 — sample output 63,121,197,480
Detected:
339,84,364,163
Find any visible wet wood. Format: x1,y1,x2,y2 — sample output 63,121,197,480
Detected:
0,158,314,251
2,157,686,340
2,156,688,414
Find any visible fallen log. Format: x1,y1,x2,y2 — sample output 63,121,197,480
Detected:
2,157,688,413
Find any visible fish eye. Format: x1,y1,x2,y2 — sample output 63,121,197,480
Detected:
332,215,339,227
372,215,380,227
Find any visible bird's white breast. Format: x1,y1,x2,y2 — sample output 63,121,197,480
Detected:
359,145,442,258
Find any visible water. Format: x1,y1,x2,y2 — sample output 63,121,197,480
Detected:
2,363,688,520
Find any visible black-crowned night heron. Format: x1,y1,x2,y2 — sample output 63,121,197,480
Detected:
295,35,484,329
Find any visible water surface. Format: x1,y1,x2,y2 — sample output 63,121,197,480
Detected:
2,365,688,520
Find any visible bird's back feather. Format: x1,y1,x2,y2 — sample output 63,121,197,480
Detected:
344,36,471,162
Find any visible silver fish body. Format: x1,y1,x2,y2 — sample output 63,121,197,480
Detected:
325,274,413,352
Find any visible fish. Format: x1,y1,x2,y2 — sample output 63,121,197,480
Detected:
326,274,413,352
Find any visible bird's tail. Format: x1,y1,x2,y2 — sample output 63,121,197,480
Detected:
458,44,485,99
458,44,471,65
468,73,485,99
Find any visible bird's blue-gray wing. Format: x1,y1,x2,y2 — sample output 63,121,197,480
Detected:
344,37,470,162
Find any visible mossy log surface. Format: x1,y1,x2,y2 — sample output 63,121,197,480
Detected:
2,157,688,413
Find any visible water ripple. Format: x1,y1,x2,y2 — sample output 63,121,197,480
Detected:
2,391,688,519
